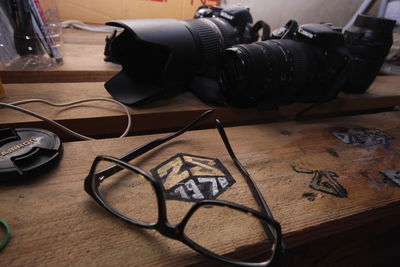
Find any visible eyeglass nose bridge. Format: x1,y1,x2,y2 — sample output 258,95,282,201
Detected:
157,221,184,240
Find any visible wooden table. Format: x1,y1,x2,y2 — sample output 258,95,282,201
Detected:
1,28,400,266
1,112,400,266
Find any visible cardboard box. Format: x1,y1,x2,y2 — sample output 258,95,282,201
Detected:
56,0,221,23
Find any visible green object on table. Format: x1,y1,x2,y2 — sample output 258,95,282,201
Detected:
0,219,11,251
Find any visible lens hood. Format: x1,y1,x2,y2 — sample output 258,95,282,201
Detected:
105,19,199,104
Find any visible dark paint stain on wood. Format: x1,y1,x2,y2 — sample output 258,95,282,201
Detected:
280,130,292,136
293,166,348,198
359,170,376,183
380,170,400,187
326,148,339,158
331,127,393,146
302,192,316,201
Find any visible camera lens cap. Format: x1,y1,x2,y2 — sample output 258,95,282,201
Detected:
0,128,62,181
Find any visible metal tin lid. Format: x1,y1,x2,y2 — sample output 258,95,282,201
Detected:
0,128,62,181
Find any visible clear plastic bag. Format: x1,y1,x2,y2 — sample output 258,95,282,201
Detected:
0,0,63,70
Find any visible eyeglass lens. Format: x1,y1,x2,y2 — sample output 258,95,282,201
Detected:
184,204,275,263
95,160,159,224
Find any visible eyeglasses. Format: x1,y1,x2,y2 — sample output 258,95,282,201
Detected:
84,110,284,266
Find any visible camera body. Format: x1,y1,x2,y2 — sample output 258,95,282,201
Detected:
194,5,260,44
276,22,352,104
219,15,395,108
220,22,351,108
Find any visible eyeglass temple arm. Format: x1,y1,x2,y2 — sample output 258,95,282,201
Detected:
97,110,214,179
215,119,274,218
215,119,282,246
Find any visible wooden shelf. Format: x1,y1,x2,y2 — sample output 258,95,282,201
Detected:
1,76,399,139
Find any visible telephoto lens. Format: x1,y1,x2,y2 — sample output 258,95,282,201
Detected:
341,14,396,93
104,5,265,105
219,23,351,108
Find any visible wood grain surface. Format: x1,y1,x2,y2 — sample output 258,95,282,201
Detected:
1,111,400,266
0,76,399,139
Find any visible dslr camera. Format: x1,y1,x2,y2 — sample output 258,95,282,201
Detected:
219,15,396,108
105,5,268,105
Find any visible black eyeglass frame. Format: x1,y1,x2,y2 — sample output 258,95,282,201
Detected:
84,110,284,266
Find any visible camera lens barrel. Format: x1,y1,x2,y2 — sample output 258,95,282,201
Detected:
220,39,315,107
341,14,396,93
183,18,239,72
104,16,242,105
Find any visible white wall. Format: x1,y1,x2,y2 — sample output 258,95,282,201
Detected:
222,0,378,29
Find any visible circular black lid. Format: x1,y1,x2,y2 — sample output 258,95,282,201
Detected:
0,128,62,181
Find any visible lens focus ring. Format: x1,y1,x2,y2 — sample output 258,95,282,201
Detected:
185,19,223,68
209,18,240,49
